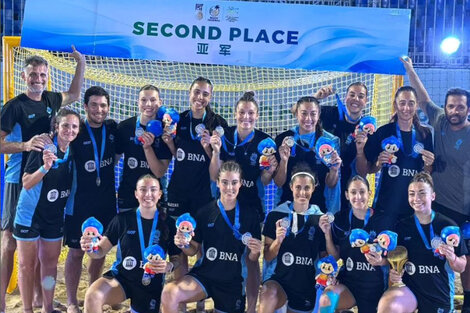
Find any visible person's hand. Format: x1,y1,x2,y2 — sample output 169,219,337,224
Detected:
80,233,94,252
265,155,278,175
174,231,189,249
209,134,222,154
313,85,334,100
389,268,404,284
355,130,368,151
421,149,435,167
275,219,288,244
439,244,457,262
364,250,383,266
376,151,392,167
148,258,169,274
70,45,85,63
42,150,57,170
319,214,332,234
200,129,211,149
246,238,262,255
399,56,413,70
329,151,342,171
162,132,173,145
278,144,290,162
141,132,155,149
25,133,51,152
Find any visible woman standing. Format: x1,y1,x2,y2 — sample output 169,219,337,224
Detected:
275,96,341,213
356,86,435,228
377,172,466,313
81,174,180,313
161,161,262,313
259,168,330,313
13,108,80,313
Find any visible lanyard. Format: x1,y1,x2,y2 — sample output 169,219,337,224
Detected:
221,129,255,156
136,208,159,262
217,199,241,240
414,211,435,250
332,208,371,237
85,120,106,186
286,203,309,236
336,93,361,123
395,123,418,158
134,116,144,145
189,110,206,140
51,136,70,169
290,126,316,157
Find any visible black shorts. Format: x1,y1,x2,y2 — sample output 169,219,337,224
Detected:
433,202,470,254
416,296,453,313
342,280,383,313
166,189,212,218
103,270,160,313
64,210,115,249
13,220,63,241
187,272,245,313
264,277,315,312
1,182,21,231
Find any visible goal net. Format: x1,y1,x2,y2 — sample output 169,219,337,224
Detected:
3,36,402,212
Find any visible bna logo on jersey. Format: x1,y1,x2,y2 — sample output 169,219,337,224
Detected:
281,252,294,266
85,160,96,172
128,157,138,169
206,247,218,261
47,189,59,202
122,256,137,270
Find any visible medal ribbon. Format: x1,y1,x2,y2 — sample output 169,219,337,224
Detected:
290,126,316,157
85,120,106,186
336,93,361,123
136,208,159,262
52,136,70,169
189,110,207,140
217,199,242,240
395,122,418,158
221,129,254,156
414,211,435,250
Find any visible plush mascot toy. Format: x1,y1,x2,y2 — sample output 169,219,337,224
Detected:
142,244,166,286
81,217,104,253
315,136,339,167
258,138,277,170
381,136,400,165
158,106,180,137
176,213,197,249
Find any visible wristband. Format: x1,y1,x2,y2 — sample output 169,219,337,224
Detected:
39,166,49,174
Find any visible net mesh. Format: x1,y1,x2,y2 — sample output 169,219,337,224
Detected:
8,45,399,212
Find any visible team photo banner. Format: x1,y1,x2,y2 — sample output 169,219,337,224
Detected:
21,0,410,74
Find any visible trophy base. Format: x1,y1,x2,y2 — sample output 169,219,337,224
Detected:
390,282,406,288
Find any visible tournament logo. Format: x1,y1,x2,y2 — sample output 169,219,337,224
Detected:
176,148,185,161
208,5,221,21
206,247,218,261
225,6,239,22
195,3,203,20
122,256,137,270
84,160,96,172
152,230,161,245
47,189,59,202
281,252,294,266
249,153,258,167
346,257,354,271
128,157,138,169
404,261,416,275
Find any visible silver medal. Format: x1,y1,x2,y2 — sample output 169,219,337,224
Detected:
241,232,252,245
44,144,57,154
195,124,206,136
215,126,224,137
135,127,144,137
141,273,151,286
431,236,444,250
280,217,291,228
413,142,424,154
326,212,335,223
285,136,295,148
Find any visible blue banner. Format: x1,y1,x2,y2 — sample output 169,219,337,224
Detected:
21,0,410,74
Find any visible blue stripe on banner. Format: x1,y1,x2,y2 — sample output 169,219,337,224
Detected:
20,0,410,74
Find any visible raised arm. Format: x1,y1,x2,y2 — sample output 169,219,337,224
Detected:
61,45,86,106
400,57,432,112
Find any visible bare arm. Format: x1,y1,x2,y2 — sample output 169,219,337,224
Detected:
209,135,222,182
22,150,56,190
141,132,170,178
263,219,288,261
61,45,86,106
0,131,51,154
400,57,432,112
273,143,290,187
318,214,339,259
162,134,176,156
325,151,341,188
261,155,278,186
82,236,113,259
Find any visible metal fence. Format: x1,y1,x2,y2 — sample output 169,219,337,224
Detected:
1,0,469,67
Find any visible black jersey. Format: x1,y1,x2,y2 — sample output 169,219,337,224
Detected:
219,127,270,210
67,120,117,219
15,146,73,228
364,122,433,218
275,130,338,211
1,91,62,183
321,106,360,211
105,210,180,288
398,213,467,311
168,110,227,202
332,209,387,291
263,202,325,297
190,200,261,284
116,116,172,210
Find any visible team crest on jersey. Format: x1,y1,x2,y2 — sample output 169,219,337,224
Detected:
249,153,258,166
176,148,185,161
308,226,316,240
128,157,138,169
47,189,59,202
85,160,96,172
206,247,218,261
122,256,137,270
346,257,354,271
404,261,416,275
281,252,294,266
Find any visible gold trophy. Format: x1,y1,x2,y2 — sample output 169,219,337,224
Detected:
386,245,408,288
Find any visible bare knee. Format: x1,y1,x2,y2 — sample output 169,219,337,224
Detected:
1,231,16,253
85,288,105,311
161,283,180,307
259,284,278,303
68,247,85,260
